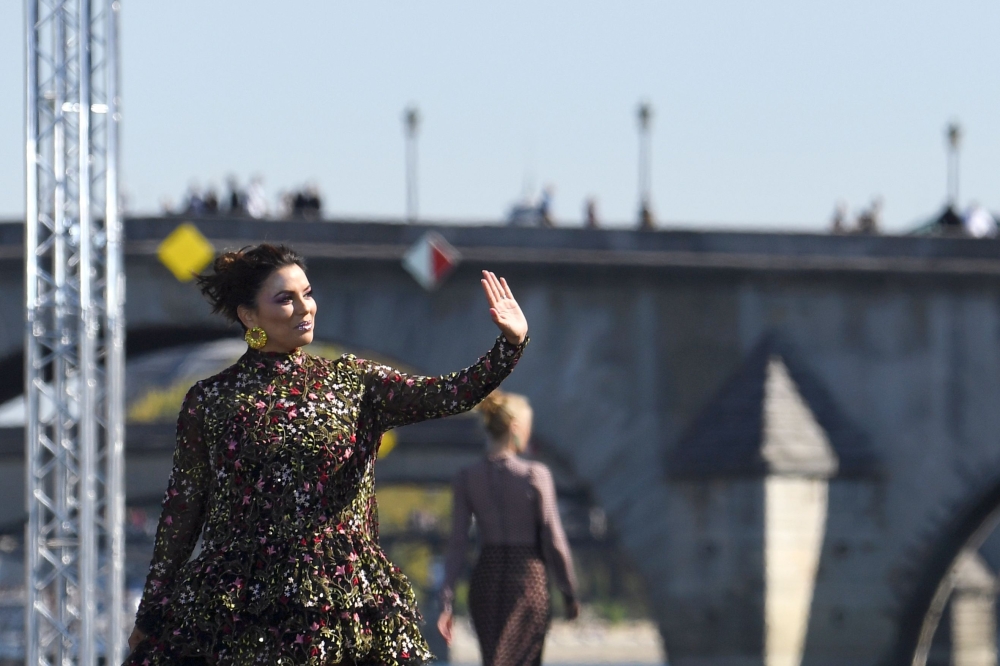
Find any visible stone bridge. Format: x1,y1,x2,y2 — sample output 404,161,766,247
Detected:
3,217,1000,665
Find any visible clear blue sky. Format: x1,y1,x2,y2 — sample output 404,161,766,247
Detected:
1,1,997,231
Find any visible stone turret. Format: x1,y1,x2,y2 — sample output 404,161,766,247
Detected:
951,552,998,666
664,335,880,666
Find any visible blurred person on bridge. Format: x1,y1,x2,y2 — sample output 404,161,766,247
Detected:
203,184,220,215
538,186,554,227
183,182,206,216
292,183,324,220
856,196,882,234
124,244,529,666
584,197,599,228
830,200,848,234
437,390,579,666
506,186,556,228
245,175,269,219
963,203,997,238
225,174,247,216
638,201,655,230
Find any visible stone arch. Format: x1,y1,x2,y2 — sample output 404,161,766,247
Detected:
892,471,1000,666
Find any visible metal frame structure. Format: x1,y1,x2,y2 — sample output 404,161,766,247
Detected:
25,0,125,664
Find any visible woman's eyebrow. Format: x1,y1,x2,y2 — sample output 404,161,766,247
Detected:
272,286,311,299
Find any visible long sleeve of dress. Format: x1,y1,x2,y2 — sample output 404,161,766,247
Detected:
533,466,577,603
134,384,212,634
440,469,473,613
358,335,527,432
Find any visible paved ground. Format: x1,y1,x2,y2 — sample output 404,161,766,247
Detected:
447,615,665,664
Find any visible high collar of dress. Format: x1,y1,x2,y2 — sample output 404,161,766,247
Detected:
241,346,305,374
487,450,517,462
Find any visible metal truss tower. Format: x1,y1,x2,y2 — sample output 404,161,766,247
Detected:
25,1,126,664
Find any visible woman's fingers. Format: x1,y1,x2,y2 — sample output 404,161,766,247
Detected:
483,271,514,306
481,278,495,307
485,271,504,302
481,273,499,307
482,271,498,301
482,273,504,308
500,276,515,300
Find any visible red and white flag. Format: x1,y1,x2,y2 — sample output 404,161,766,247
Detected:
402,231,461,291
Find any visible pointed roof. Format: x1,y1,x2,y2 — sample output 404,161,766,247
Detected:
666,334,880,480
952,551,998,594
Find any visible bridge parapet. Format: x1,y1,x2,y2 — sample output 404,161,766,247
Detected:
4,216,1000,273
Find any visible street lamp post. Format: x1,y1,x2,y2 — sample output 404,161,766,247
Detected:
946,121,962,209
404,105,420,223
636,102,654,229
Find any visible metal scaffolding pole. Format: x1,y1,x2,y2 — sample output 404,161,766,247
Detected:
25,1,125,664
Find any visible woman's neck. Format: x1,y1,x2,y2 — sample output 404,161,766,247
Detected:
246,345,300,359
487,436,517,457
262,346,299,354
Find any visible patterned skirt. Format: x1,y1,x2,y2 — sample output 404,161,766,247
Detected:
468,545,549,666
124,644,209,666
125,646,381,666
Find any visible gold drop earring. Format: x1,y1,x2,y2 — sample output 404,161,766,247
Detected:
245,326,267,350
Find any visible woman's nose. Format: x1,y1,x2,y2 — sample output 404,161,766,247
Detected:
295,295,316,315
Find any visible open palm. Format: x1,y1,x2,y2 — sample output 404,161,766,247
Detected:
481,271,528,345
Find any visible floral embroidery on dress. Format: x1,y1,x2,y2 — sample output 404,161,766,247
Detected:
127,336,527,666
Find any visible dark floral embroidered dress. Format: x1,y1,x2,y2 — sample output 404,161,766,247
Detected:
126,336,526,666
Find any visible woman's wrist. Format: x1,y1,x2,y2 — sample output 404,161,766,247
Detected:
502,330,527,346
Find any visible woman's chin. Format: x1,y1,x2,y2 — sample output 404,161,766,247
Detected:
270,330,314,351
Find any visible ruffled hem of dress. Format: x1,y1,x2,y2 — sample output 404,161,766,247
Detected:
127,599,432,666
125,612,433,666
130,544,433,665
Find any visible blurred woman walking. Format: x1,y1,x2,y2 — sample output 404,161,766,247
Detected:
437,391,578,666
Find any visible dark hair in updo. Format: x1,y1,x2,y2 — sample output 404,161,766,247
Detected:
196,244,305,329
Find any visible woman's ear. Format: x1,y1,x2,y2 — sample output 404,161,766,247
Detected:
236,304,255,330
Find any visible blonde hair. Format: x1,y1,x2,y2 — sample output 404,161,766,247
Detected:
477,390,532,442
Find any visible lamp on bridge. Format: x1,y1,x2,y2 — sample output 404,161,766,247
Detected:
636,101,654,230
404,104,421,223
945,121,962,209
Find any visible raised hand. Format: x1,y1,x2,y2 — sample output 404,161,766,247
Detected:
481,271,528,345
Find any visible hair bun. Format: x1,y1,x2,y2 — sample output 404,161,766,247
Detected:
195,244,304,326
213,251,241,271
478,390,506,418
477,390,532,441
477,391,513,439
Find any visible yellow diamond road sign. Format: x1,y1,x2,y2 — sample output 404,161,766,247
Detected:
158,222,215,282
